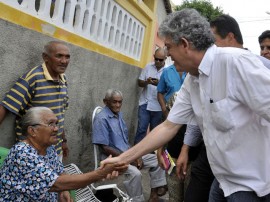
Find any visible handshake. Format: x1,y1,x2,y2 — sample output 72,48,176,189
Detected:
98,155,128,180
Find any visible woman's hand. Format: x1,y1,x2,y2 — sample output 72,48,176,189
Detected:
58,191,73,202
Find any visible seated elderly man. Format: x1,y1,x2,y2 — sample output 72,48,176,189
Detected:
92,89,167,202
0,107,125,201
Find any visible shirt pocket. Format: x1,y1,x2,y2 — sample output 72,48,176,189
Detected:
210,98,234,132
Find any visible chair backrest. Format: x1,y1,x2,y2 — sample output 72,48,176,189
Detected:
92,106,103,170
0,146,9,167
64,163,102,202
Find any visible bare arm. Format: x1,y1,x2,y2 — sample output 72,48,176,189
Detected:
0,105,8,124
50,163,126,192
101,120,182,166
101,145,122,157
177,125,202,179
101,145,143,169
61,130,69,158
157,92,168,118
138,79,150,87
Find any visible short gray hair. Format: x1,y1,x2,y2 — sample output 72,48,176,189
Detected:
158,8,214,51
21,107,53,136
104,89,123,100
43,41,68,55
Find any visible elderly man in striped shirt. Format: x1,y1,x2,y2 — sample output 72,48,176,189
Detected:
0,41,70,161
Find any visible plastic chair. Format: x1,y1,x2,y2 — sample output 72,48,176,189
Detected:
0,146,9,167
64,163,119,202
92,106,103,170
91,106,132,202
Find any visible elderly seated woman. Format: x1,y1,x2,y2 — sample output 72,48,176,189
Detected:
0,107,126,201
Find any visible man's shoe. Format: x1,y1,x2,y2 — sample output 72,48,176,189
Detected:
148,188,159,202
157,185,168,196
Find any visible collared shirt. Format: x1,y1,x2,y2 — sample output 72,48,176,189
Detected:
0,142,63,201
168,45,270,197
138,62,164,111
92,106,130,152
257,54,270,69
1,63,69,155
157,65,186,102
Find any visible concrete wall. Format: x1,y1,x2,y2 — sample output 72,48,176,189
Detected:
0,19,141,171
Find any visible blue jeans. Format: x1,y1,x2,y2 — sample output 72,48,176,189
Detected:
134,104,162,144
209,178,270,202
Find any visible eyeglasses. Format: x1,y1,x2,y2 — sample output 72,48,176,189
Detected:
31,122,59,130
154,58,165,62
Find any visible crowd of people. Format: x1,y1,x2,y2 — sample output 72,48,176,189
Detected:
0,7,270,202
101,8,270,202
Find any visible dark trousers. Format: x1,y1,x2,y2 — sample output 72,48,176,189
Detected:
185,145,215,202
209,178,270,202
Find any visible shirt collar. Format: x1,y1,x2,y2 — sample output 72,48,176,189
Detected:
104,106,121,118
151,62,165,73
198,45,216,76
42,63,66,83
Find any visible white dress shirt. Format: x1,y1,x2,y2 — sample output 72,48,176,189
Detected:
168,45,270,197
138,62,164,111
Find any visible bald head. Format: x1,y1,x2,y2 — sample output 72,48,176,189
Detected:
154,47,166,69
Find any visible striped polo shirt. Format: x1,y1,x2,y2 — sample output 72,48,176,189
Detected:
1,63,69,155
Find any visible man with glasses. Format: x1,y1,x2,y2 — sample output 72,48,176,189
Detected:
0,41,70,161
134,47,166,145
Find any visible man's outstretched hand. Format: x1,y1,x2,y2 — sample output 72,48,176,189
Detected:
99,155,128,179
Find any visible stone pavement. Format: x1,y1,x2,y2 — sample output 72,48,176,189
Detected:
141,169,169,202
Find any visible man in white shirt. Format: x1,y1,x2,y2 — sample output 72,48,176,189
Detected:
134,48,166,145
177,14,270,202
101,9,270,201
